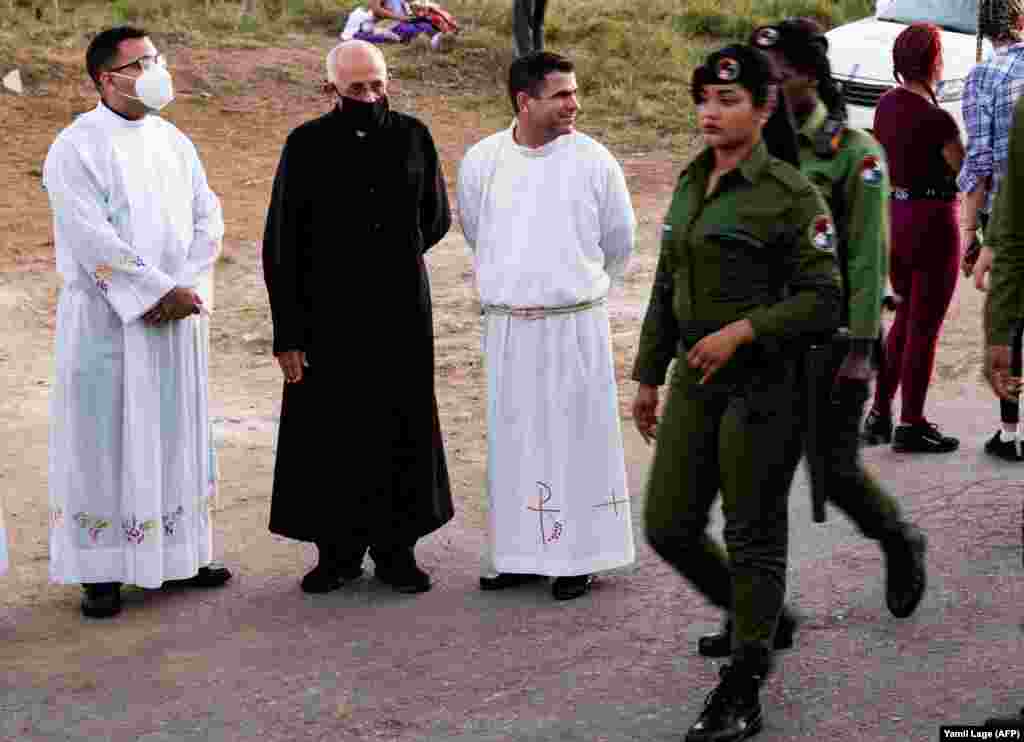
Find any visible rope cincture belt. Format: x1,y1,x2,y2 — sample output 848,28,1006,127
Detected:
481,296,607,320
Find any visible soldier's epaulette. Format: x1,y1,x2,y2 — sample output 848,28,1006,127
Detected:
765,159,810,193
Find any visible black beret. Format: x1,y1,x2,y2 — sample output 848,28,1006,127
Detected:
690,44,775,105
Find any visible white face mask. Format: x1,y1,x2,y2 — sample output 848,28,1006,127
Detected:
110,63,174,112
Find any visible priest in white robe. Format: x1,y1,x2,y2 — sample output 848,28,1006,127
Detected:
457,50,637,601
43,26,231,618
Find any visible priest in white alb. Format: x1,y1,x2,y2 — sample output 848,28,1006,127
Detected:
457,50,637,601
43,26,232,618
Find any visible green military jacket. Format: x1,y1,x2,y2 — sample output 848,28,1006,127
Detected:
797,101,889,342
632,139,842,386
986,94,1024,345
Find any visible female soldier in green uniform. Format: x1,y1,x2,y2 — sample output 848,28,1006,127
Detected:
631,45,841,742
674,18,930,659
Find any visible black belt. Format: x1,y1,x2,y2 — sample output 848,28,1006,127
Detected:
891,185,958,202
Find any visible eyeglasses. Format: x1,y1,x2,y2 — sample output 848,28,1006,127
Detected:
108,54,166,74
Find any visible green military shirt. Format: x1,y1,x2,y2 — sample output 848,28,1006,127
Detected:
986,94,1024,345
632,139,842,386
797,101,889,341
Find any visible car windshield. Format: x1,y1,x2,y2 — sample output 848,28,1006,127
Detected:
878,0,976,34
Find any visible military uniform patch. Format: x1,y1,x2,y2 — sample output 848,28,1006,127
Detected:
717,57,740,82
753,27,780,48
860,154,883,186
810,215,836,253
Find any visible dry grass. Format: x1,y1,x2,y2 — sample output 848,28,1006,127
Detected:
2,0,874,150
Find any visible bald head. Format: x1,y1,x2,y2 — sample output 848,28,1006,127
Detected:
326,41,388,101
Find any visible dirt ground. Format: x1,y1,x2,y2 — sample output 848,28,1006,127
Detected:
0,42,1014,741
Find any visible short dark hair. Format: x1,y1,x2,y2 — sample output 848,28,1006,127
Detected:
979,0,1024,44
86,26,149,88
508,51,575,114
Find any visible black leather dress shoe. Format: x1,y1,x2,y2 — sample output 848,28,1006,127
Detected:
479,573,545,591
81,582,122,619
376,562,432,594
300,562,363,594
164,563,234,589
551,574,594,601
698,611,796,658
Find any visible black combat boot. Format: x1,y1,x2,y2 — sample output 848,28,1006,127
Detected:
697,610,796,658
984,707,1024,729
880,523,927,618
685,658,765,742
861,408,893,446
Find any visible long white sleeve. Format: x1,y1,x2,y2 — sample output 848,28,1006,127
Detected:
598,154,636,284
456,152,482,251
43,136,176,323
177,141,224,289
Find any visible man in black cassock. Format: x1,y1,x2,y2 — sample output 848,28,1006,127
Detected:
262,40,453,595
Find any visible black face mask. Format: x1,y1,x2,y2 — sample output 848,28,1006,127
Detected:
336,95,389,131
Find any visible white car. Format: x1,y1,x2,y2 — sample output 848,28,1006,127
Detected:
826,0,992,136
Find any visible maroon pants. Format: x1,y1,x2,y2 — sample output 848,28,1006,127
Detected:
873,199,959,425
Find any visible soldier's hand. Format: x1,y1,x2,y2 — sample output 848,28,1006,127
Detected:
985,344,1020,401
687,319,754,384
277,350,307,384
835,345,874,384
633,384,660,445
972,246,995,291
961,237,982,278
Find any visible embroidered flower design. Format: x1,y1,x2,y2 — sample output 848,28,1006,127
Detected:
117,254,146,269
162,505,185,537
74,512,111,543
548,520,563,543
93,265,113,294
122,515,157,545
50,507,64,528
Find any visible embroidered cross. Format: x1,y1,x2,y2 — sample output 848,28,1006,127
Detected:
526,481,561,545
593,491,628,516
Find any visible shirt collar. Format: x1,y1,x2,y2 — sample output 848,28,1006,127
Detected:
797,101,828,144
737,139,771,184
96,101,148,128
691,138,772,187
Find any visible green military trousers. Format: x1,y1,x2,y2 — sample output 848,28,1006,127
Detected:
644,360,804,666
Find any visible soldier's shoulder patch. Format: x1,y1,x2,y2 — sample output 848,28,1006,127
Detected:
809,215,836,253
859,154,884,186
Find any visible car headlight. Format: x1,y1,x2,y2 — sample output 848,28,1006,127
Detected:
937,78,966,102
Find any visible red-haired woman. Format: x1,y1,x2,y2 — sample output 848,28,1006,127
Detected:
863,23,965,453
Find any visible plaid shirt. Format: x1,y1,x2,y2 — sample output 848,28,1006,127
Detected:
958,43,1024,213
